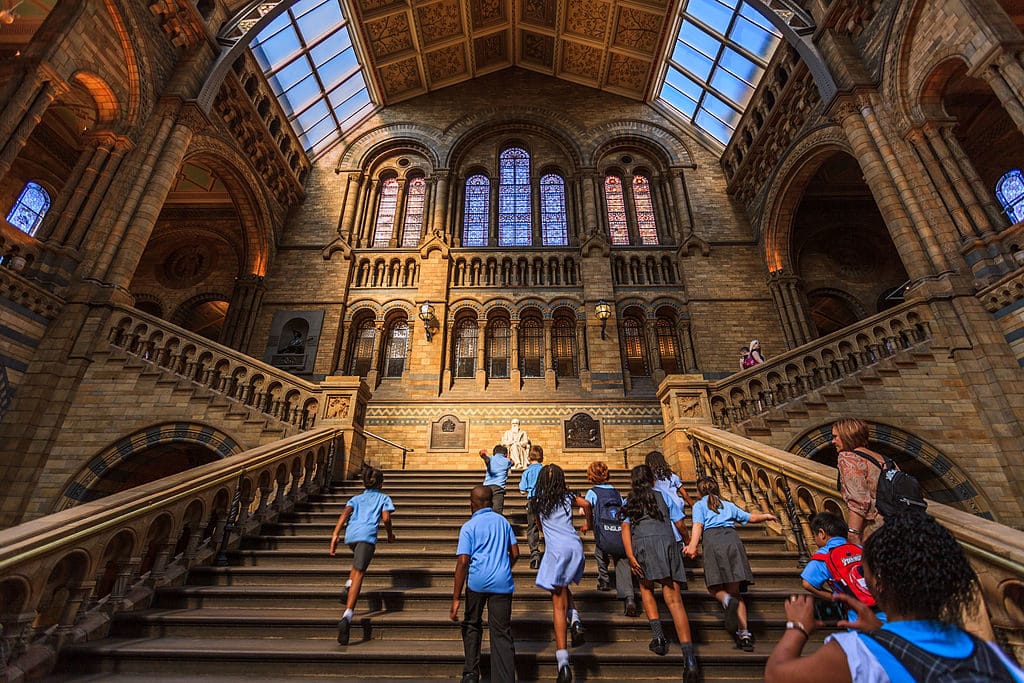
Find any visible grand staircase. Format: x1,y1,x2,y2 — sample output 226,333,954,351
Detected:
51,470,806,682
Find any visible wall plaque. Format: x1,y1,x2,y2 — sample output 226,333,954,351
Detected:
430,414,468,450
263,310,324,375
564,412,602,449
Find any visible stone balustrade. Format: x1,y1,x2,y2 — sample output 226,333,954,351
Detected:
707,299,934,427
0,264,62,321
451,250,581,288
104,305,324,430
0,427,341,680
684,425,1024,660
610,249,681,287
353,253,420,288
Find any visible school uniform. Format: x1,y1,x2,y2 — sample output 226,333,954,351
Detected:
691,497,753,589
585,484,635,598
483,453,513,514
343,488,395,570
624,492,687,585
457,507,518,683
535,497,585,591
802,536,859,623
519,462,543,562
654,473,686,514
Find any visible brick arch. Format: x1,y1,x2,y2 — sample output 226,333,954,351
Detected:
70,71,120,124
443,110,586,169
586,121,693,167
183,136,275,276
101,0,154,126
54,422,244,512
789,422,994,518
170,292,231,327
915,56,974,122
336,124,445,171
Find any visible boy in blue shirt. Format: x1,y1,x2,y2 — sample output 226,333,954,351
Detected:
801,511,884,626
451,485,520,683
481,444,513,514
329,466,395,645
518,444,544,568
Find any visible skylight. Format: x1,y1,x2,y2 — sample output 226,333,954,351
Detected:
249,0,376,157
658,0,782,145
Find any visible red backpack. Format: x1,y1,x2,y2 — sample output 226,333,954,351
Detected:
822,542,876,607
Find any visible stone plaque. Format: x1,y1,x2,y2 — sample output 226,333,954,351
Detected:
564,412,602,449
263,310,325,375
430,414,468,450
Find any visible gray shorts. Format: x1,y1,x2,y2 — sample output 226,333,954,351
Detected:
348,541,376,571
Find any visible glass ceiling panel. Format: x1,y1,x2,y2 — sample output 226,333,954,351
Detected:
658,0,782,145
250,0,376,157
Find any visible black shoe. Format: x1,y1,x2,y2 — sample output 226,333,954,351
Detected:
649,636,668,656
682,652,699,683
336,618,350,645
624,597,639,617
724,598,740,633
738,633,754,652
596,580,613,592
530,556,540,570
570,620,586,647
556,664,573,683
461,674,480,683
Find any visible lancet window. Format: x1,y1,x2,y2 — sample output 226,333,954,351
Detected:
5,181,50,236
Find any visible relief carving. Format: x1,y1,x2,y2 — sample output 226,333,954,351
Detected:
677,396,704,418
418,0,463,44
561,42,602,79
367,14,415,59
613,8,660,54
565,0,609,41
607,54,649,92
426,45,467,81
325,396,351,419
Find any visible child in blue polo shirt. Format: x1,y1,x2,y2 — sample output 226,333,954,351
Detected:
451,485,520,683
329,465,395,646
801,511,885,626
481,444,513,514
518,444,544,568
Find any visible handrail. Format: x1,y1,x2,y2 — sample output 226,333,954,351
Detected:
0,427,341,677
684,424,1024,656
364,429,414,470
617,431,664,469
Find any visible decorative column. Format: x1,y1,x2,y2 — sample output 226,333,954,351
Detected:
767,269,814,348
0,82,57,181
576,317,591,390
923,123,995,236
543,317,556,390
66,137,132,251
646,319,665,385
475,316,487,389
938,125,1007,229
391,178,409,247
531,173,542,246
221,274,266,352
622,173,640,245
668,167,693,243
982,59,1024,133
906,127,972,239
365,320,385,389
510,319,521,392
676,317,698,372
339,172,363,243
489,180,499,247
580,170,599,235
42,133,117,244
431,171,450,239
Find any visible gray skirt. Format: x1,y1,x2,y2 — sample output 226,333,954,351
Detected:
632,533,687,586
701,527,753,590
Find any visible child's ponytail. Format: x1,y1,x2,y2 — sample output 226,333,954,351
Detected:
696,476,723,513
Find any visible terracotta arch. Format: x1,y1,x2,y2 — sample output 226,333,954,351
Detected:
70,71,120,124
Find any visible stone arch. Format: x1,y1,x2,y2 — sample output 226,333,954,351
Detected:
586,120,693,167
789,422,994,518
70,71,120,125
337,125,445,171
54,422,245,512
443,109,586,169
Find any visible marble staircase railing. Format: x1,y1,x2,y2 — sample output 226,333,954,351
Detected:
0,427,341,682
684,425,1024,660
707,299,935,428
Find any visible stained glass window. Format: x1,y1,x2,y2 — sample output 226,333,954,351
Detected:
463,174,490,247
373,177,399,246
487,318,510,378
996,169,1024,224
520,318,544,377
540,174,568,246
499,147,532,246
383,319,408,377
623,318,649,377
656,317,681,373
6,181,50,235
454,319,478,378
633,175,660,245
605,176,630,246
402,177,426,247
553,317,577,377
348,319,376,376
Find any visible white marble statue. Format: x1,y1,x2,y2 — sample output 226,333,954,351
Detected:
501,418,531,469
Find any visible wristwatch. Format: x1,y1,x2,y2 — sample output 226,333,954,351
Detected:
786,621,810,638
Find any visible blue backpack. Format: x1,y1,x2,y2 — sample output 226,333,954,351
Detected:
592,486,626,556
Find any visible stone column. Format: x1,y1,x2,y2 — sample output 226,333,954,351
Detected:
767,269,814,348
356,178,378,247
510,319,521,391
576,319,591,389
35,137,100,242
580,170,599,236
531,173,542,246
431,171,450,240
489,179,499,247
0,82,57,181
0,69,45,148
42,134,114,244
365,320,384,389
391,178,409,247
982,60,1024,133
476,316,487,389
646,319,665,385
66,138,131,251
543,317,556,390
938,125,1006,229
339,172,363,243
623,173,640,245
669,168,693,242
220,274,266,352
676,318,698,372
906,126,973,239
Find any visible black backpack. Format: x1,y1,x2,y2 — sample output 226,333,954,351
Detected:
592,485,626,556
863,629,1019,682
854,449,928,517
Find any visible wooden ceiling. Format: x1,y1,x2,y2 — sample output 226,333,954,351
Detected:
0,0,56,58
347,0,681,104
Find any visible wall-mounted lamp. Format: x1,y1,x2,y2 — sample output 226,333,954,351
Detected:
419,301,438,341
595,299,611,340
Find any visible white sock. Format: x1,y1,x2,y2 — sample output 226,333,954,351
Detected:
342,608,354,622
556,649,569,669
345,579,353,588
569,609,580,624
722,594,733,608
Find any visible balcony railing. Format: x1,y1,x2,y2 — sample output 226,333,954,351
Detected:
451,250,581,288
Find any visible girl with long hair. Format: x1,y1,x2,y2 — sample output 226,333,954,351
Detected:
684,476,776,652
621,464,698,683
531,464,592,683
645,450,695,521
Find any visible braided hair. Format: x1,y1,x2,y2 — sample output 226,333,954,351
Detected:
530,464,576,518
621,464,664,522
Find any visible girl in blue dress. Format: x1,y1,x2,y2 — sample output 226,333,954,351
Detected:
684,476,776,652
532,464,593,683
646,450,695,518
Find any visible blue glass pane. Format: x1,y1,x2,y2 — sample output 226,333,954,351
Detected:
672,40,714,80
334,89,371,123
310,33,351,67
319,49,361,91
686,0,735,35
254,24,300,66
338,99,374,131
463,175,490,247
5,181,50,235
719,47,762,83
996,169,1024,223
695,108,733,144
710,66,754,107
254,12,293,44
311,130,341,155
282,74,324,118
660,80,698,117
729,16,779,59
540,174,568,246
664,66,703,101
701,91,740,126
739,1,781,35
678,20,721,57
300,110,336,148
329,73,367,110
271,56,314,95
296,2,343,44
499,148,531,247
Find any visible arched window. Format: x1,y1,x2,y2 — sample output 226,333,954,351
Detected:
622,317,649,376
520,317,544,378
655,317,681,374
373,177,399,246
499,147,532,246
633,174,659,245
401,177,426,247
541,173,568,246
6,181,50,236
347,319,376,377
487,317,510,378
604,175,630,246
553,316,577,377
996,169,1024,224
453,318,478,378
382,319,409,378
463,174,490,247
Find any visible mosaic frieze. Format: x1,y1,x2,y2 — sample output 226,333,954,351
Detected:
561,41,602,80
520,31,555,68
607,53,649,93
564,0,608,41
417,0,464,44
426,44,468,81
366,14,415,59
613,7,661,54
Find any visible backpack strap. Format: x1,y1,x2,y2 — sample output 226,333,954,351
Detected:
852,449,884,470
862,629,1017,682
